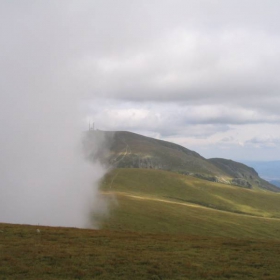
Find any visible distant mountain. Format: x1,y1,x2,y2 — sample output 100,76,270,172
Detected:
208,158,277,191
241,160,280,181
86,130,280,192
270,180,280,188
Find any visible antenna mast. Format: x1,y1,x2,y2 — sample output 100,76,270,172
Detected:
89,121,95,131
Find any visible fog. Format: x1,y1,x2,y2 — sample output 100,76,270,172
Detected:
0,88,110,227
0,1,116,228
2,0,280,227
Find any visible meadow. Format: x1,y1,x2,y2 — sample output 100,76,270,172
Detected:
99,168,280,239
1,223,280,280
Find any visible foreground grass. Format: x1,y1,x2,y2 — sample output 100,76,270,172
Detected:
1,223,280,280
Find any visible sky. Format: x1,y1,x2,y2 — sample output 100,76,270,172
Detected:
2,0,280,162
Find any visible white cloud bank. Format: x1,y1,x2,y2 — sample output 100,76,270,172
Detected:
1,1,280,219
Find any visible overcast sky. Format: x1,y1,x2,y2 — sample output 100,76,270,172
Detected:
2,0,280,161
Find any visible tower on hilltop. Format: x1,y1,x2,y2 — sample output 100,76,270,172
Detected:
89,121,95,131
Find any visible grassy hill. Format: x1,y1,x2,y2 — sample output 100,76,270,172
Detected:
85,131,280,239
98,168,280,239
109,131,225,176
86,130,279,192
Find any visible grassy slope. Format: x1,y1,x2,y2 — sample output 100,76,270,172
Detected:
108,131,228,176
96,130,279,192
99,168,280,239
1,223,280,280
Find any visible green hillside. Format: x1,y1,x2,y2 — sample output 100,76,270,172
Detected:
99,168,280,239
86,130,280,192
109,131,225,176
85,130,280,239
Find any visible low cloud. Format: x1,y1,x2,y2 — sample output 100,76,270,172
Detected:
246,136,280,148
85,101,280,139
1,0,280,195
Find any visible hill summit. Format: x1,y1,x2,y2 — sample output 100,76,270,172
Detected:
85,130,279,192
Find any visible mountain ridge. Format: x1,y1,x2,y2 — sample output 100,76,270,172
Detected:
86,130,279,192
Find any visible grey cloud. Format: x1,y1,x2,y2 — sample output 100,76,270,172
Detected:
1,0,280,188
246,136,280,148
2,0,280,111
85,101,234,138
86,101,280,139
67,1,280,112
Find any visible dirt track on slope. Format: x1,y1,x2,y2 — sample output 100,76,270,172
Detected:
101,191,280,221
